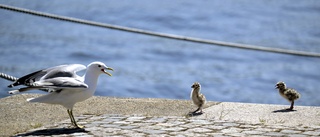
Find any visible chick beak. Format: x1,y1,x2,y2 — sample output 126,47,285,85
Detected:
275,85,279,89
102,67,114,76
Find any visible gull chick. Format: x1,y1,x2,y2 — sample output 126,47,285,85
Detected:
190,82,206,114
275,81,300,110
7,61,113,128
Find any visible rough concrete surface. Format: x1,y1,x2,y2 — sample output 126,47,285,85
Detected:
0,94,319,136
198,102,320,127
0,94,217,136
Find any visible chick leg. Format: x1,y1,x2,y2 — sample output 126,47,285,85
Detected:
289,101,294,110
199,104,204,113
193,107,200,114
199,107,203,113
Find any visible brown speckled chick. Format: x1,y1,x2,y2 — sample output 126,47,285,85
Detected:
191,82,206,114
275,81,300,110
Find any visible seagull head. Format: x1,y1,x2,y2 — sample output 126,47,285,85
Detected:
275,81,286,89
88,62,114,76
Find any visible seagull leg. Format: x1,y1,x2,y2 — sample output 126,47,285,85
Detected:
67,109,84,128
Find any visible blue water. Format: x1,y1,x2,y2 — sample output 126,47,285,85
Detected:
1,0,320,106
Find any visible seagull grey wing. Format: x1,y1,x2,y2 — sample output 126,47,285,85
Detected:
34,77,88,89
8,77,88,94
7,64,86,88
7,66,59,88
42,64,86,80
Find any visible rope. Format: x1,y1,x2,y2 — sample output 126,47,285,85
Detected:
0,72,18,82
1,4,320,57
0,72,49,92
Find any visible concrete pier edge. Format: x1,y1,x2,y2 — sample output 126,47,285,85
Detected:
1,94,319,136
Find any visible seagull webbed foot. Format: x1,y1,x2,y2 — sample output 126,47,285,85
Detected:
73,124,84,129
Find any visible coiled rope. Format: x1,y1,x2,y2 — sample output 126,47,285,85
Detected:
1,4,320,57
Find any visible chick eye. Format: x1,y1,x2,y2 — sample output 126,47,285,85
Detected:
98,65,101,67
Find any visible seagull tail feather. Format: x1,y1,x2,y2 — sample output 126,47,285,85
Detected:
27,98,35,102
8,90,20,94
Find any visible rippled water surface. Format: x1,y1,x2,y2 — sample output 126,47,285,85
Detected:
0,0,320,106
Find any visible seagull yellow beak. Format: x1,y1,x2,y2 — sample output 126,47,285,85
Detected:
102,67,114,76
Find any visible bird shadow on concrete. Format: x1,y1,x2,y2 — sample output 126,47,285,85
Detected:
272,108,297,113
186,111,204,117
15,127,88,136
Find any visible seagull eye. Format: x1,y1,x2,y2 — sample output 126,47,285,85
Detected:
98,65,101,67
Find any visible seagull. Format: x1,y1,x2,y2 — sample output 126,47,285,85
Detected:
275,81,300,110
190,82,206,114
7,61,113,128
